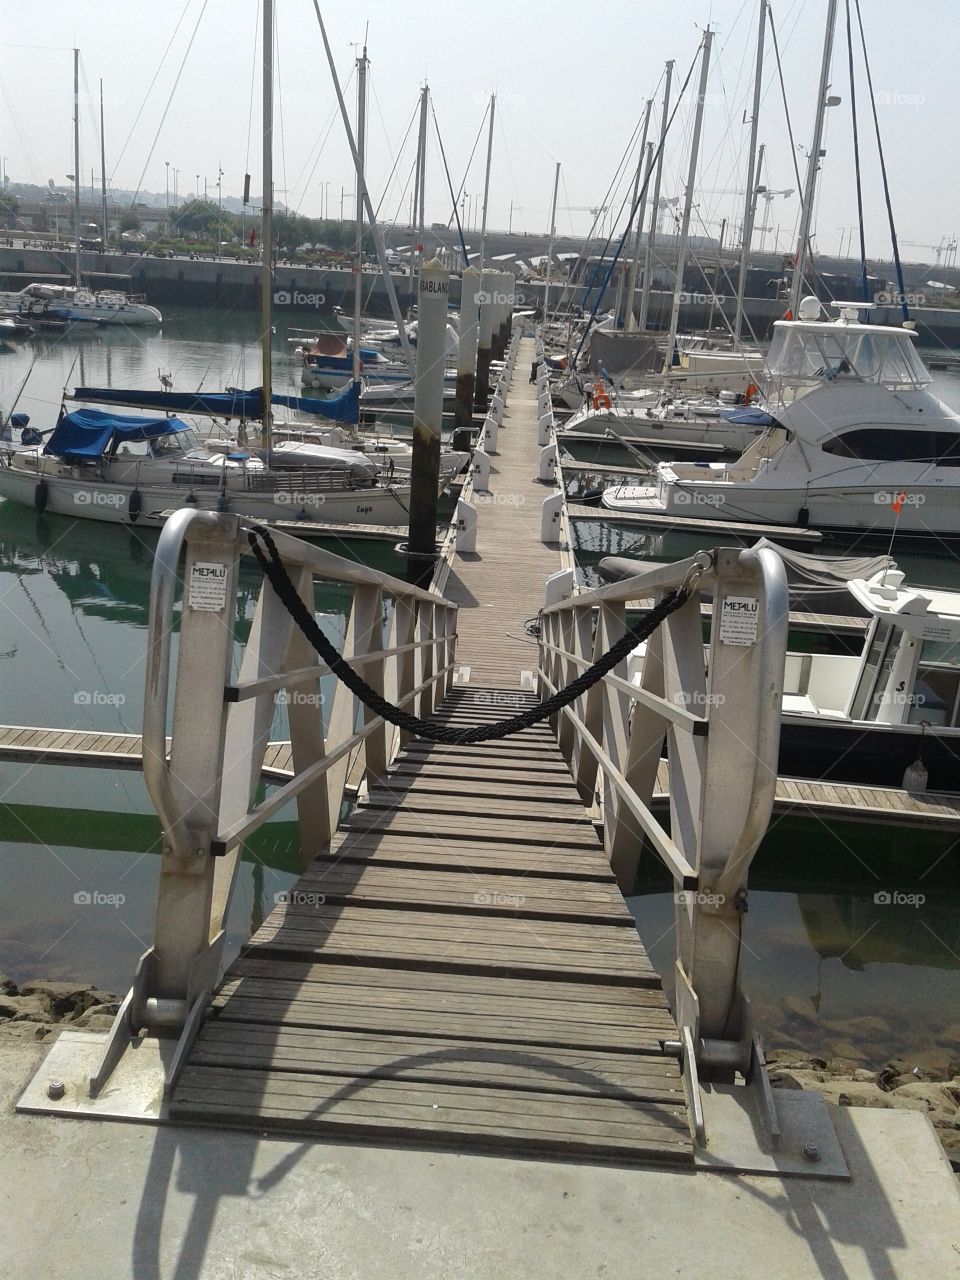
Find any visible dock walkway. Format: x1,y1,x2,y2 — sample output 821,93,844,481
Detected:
169,341,691,1163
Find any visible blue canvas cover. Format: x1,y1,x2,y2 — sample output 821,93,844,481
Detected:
717,407,776,426
72,381,360,425
44,408,191,459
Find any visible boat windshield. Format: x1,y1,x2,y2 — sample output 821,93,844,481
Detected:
765,325,931,389
149,428,200,457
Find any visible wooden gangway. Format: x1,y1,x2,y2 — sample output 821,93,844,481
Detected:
171,686,692,1165
165,338,693,1164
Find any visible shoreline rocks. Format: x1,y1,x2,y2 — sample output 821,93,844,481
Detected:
768,1047,960,1172
0,974,119,1041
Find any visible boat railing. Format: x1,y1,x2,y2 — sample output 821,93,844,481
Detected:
87,507,457,1099
537,544,790,1146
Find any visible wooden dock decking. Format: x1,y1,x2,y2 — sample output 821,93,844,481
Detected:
170,686,692,1165
4,722,959,827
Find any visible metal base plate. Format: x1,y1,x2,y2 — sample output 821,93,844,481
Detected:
696,1084,849,1179
17,1030,170,1124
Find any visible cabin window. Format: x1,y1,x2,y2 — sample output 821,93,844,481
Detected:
908,668,960,727
821,428,960,463
849,620,895,721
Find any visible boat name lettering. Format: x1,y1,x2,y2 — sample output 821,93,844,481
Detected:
419,279,449,295
718,595,759,646
189,561,229,612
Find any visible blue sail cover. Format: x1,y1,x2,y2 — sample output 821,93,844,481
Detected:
72,387,263,417
44,408,192,459
271,381,360,425
717,407,776,426
72,380,360,425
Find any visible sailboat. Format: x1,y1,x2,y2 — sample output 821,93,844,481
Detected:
0,14,465,529
0,54,162,329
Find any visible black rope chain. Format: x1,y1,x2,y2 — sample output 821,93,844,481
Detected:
247,526,690,745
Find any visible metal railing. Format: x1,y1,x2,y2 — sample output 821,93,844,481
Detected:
90,506,457,1097
538,543,790,1147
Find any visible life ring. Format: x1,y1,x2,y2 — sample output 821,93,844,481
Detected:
592,390,611,410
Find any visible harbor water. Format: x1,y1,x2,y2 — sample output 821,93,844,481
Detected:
1,311,958,1068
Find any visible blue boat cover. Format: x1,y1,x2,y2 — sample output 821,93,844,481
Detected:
72,380,360,425
717,407,776,426
44,408,192,458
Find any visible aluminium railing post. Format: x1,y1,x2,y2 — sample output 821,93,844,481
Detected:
323,582,383,827
357,584,388,784
282,563,335,866
572,606,603,805
674,546,788,1059
391,596,416,755
149,516,241,1008
553,611,577,766
417,599,437,719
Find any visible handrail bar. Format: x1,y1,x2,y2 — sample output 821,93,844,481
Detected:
213,663,456,853
540,550,713,616
538,638,708,736
539,667,698,886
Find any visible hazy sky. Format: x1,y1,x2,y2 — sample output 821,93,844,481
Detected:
1,0,957,263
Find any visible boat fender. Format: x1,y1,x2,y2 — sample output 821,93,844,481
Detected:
185,493,198,507
216,492,230,512
797,506,809,528
129,488,143,522
33,479,48,513
902,756,928,794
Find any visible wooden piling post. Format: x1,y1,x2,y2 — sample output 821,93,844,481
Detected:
407,256,449,585
454,264,481,451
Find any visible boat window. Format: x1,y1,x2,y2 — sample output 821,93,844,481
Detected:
149,429,198,457
849,620,894,720
821,428,960,462
765,326,931,388
908,667,959,727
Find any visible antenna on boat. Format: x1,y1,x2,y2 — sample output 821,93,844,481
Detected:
881,492,906,586
260,0,274,452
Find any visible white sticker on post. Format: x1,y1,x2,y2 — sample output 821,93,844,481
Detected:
719,595,759,646
188,561,228,612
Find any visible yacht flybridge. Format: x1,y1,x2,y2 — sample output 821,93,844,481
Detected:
0,407,441,527
602,301,960,536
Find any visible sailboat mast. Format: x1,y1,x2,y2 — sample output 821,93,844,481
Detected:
478,93,495,270
789,0,840,314
542,161,560,325
638,60,673,332
352,39,368,388
622,99,653,330
734,0,766,344
663,28,713,372
260,0,274,449
99,80,108,249
73,48,81,287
